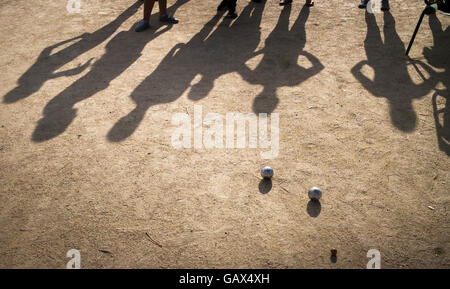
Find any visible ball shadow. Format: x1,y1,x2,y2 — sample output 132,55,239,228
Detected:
306,200,321,217
259,179,272,194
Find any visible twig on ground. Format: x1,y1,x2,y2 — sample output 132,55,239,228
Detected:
146,232,163,248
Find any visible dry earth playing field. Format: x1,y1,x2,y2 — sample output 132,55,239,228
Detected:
0,0,449,268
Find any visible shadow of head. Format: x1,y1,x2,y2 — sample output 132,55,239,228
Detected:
3,85,38,104
253,95,279,114
32,109,77,142
259,178,272,194
389,103,417,132
306,199,321,217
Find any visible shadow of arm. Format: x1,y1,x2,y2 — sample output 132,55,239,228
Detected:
39,33,89,59
237,49,265,83
351,60,374,89
300,50,325,75
50,58,94,78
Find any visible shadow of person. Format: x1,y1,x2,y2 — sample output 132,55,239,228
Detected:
306,199,321,217
425,13,449,155
3,0,143,104
258,178,272,194
31,0,189,142
107,1,266,142
239,4,324,114
351,11,439,132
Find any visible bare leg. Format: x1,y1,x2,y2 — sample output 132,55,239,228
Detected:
158,0,179,23
143,0,156,21
158,0,168,16
279,0,293,6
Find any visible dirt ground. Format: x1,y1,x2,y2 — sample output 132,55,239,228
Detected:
0,0,449,268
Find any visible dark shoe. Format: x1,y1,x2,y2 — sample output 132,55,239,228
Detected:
279,0,292,6
225,11,238,19
438,0,450,15
160,14,179,24
135,20,150,32
305,0,314,6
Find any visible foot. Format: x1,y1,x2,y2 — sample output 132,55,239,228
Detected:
225,11,238,19
381,0,390,11
160,14,179,24
438,0,450,15
252,0,263,2
279,0,292,6
135,20,150,32
305,0,314,6
358,0,369,9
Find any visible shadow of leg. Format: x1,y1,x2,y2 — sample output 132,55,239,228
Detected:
389,100,417,132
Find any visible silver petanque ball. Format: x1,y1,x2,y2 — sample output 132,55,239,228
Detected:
260,166,274,179
308,187,322,200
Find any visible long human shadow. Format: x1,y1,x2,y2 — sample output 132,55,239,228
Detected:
32,0,189,142
107,1,266,142
3,0,143,104
239,4,324,114
351,11,439,132
425,13,449,155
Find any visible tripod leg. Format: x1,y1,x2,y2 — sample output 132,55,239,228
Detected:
405,8,427,56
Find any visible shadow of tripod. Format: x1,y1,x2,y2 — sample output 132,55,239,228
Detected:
425,13,449,155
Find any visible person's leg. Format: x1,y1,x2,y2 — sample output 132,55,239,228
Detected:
143,0,156,21
358,0,369,9
218,0,228,11
227,0,236,12
225,0,238,18
381,0,390,11
159,0,179,23
279,0,293,6
158,0,168,16
135,0,156,32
